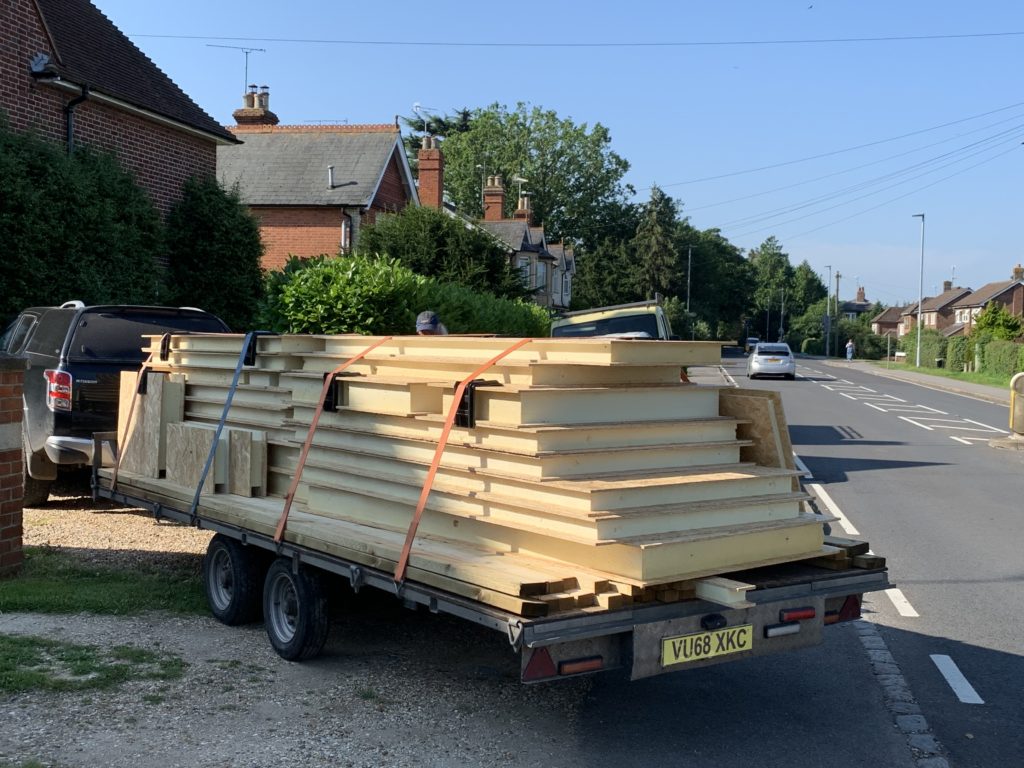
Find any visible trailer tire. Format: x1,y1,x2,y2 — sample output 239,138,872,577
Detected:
263,559,331,661
203,535,264,625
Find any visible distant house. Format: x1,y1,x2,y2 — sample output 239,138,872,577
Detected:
948,264,1024,336
839,286,873,320
217,89,418,271
415,139,574,309
899,281,972,337
871,306,903,338
3,0,237,213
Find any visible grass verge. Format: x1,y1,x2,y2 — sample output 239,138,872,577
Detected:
868,361,1011,389
0,634,187,694
0,546,207,615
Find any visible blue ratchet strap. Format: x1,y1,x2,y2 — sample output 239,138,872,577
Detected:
187,331,271,522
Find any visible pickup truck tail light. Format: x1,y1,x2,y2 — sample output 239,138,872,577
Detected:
44,369,73,412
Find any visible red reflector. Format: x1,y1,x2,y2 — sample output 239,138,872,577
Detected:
780,606,816,622
837,594,862,622
824,611,840,625
522,647,557,681
558,656,604,676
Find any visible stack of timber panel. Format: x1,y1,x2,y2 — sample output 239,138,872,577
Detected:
104,333,828,618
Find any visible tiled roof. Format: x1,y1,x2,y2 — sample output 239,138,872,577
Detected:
921,287,972,312
952,280,1021,308
33,0,234,142
942,322,966,338
871,306,903,324
217,128,405,206
478,220,532,252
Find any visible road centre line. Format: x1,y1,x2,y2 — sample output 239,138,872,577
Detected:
805,483,859,535
930,655,985,704
884,588,920,618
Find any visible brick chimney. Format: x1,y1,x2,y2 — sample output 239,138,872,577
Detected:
483,175,506,221
233,84,279,126
1013,263,1024,281
512,195,532,224
417,136,444,209
942,279,952,292
856,286,866,303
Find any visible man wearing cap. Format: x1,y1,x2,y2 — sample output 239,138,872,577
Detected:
415,310,448,335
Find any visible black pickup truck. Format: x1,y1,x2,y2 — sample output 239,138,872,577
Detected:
0,301,229,504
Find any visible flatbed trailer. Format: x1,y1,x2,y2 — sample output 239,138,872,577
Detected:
94,460,890,684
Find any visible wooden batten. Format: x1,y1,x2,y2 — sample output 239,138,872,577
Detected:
117,371,185,477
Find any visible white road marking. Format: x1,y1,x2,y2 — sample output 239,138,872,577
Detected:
806,483,859,535
885,588,920,617
950,436,973,445
930,655,985,704
840,392,859,400
865,402,888,412
950,435,996,444
962,418,1007,434
899,416,934,430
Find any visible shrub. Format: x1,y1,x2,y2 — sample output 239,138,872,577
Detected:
981,339,1021,377
801,337,823,355
263,253,550,336
898,327,945,367
165,177,264,331
946,336,968,372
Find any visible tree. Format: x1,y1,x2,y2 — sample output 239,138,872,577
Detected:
971,301,1023,341
400,108,473,172
437,103,633,251
570,238,634,309
165,176,264,331
747,236,793,341
789,261,828,319
631,187,678,300
356,205,528,300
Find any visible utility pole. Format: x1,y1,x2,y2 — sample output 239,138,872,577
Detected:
686,244,694,340
779,287,786,340
824,265,832,357
835,271,842,356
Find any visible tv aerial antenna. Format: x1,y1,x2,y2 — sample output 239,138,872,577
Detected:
206,44,266,92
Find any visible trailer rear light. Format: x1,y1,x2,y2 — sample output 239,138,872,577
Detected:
558,656,604,676
837,594,862,622
522,647,557,681
779,606,816,622
44,370,73,412
764,622,801,638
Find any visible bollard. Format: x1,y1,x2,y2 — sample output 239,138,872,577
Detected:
989,372,1024,450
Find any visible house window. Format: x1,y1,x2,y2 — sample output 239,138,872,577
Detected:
536,261,549,293
340,213,352,253
517,256,531,287
562,272,571,301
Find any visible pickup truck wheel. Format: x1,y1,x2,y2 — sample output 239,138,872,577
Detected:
263,559,330,661
203,535,264,625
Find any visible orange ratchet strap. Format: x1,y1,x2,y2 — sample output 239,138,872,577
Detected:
394,337,534,584
273,336,394,542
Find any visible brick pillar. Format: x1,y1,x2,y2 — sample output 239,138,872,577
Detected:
0,355,26,576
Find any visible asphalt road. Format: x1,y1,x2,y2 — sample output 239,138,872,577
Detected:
721,351,1024,768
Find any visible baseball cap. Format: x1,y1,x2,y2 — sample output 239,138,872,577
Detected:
416,310,440,332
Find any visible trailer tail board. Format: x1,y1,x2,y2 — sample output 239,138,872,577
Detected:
630,597,826,680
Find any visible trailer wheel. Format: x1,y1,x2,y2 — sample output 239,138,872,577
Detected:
203,535,264,625
263,559,330,661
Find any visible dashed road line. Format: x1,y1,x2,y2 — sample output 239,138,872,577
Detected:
930,655,985,704
884,588,920,617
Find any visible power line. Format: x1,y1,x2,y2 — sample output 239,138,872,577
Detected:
131,30,1024,48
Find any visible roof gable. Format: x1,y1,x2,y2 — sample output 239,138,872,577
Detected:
218,126,414,207
921,286,972,312
952,280,1022,308
32,0,233,142
871,306,903,324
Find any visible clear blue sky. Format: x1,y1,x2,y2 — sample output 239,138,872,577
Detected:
92,0,1024,307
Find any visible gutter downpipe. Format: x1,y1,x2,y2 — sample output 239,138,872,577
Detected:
64,84,90,154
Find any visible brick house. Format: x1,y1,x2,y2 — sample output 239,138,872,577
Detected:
870,306,903,339
899,281,972,337
947,264,1024,336
217,90,418,271
3,0,237,214
416,139,574,309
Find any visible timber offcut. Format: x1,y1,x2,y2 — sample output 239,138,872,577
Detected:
99,333,830,618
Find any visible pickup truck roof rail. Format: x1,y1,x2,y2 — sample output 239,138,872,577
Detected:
553,296,664,319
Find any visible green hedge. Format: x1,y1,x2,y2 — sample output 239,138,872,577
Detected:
260,253,551,336
982,339,1021,377
801,337,823,355
946,337,968,372
899,328,946,367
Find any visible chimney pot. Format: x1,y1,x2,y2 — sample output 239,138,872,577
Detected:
943,280,952,292
417,135,444,209
1013,263,1024,281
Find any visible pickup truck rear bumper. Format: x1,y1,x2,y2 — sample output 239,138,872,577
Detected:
45,436,116,467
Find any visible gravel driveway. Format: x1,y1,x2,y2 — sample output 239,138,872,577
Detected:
1,484,592,768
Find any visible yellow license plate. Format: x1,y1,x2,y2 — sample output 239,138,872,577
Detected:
766,357,781,363
661,624,754,667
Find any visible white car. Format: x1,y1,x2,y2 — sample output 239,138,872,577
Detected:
747,343,796,380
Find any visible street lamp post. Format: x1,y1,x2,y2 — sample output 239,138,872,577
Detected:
912,213,925,367
824,265,832,356
686,244,694,339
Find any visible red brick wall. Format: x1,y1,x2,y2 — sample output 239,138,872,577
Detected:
2,0,217,215
370,152,413,215
253,207,345,271
0,360,25,576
